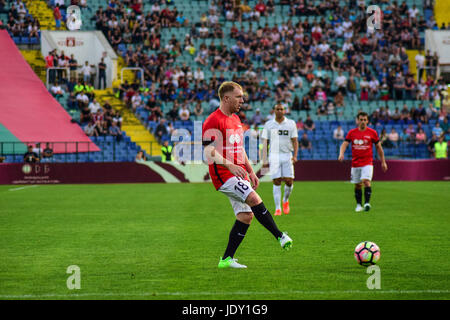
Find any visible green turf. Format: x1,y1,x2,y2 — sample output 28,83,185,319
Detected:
0,182,449,300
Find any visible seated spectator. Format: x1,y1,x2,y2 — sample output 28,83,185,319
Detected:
291,95,300,111
380,129,394,148
166,102,180,122
304,115,315,131
76,91,89,108
316,100,328,116
360,77,369,101
179,103,191,121
135,150,147,162
334,91,344,108
50,81,64,98
406,124,416,136
154,118,168,144
333,125,345,141
296,118,304,130
315,86,327,102
415,128,427,144
300,96,311,111
198,23,209,38
42,143,54,159
193,101,204,119
299,133,312,150
388,128,400,147
84,120,99,137
400,128,413,143
432,121,443,137
23,145,39,163
88,99,102,115
108,121,122,141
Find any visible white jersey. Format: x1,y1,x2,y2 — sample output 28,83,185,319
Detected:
261,117,298,155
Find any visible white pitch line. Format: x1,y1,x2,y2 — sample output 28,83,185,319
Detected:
8,185,38,192
0,289,449,299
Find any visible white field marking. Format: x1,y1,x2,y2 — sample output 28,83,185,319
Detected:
0,289,449,299
8,185,38,192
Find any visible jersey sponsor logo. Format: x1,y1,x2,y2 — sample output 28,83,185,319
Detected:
353,139,365,145
229,133,241,144
278,130,289,136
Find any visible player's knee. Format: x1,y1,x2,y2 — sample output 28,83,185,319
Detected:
237,212,253,224
245,191,262,207
362,180,371,187
273,178,282,185
355,183,363,189
284,178,293,186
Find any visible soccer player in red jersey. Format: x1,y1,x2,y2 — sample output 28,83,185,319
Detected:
202,81,293,269
338,112,388,212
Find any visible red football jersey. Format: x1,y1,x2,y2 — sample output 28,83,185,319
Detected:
202,108,247,190
345,127,380,168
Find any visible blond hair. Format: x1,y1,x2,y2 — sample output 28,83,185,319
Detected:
218,81,243,101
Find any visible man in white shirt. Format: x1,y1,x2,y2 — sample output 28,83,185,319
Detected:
76,91,89,107
333,125,345,141
194,67,204,81
408,5,419,19
88,99,102,114
261,104,299,216
292,73,303,88
80,61,92,84
335,71,347,94
334,23,344,38
368,77,380,100
415,50,425,81
50,82,65,97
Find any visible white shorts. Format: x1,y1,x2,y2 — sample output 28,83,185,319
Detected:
218,176,254,216
269,153,295,180
351,165,373,184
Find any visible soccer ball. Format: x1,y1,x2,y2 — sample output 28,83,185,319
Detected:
354,241,380,266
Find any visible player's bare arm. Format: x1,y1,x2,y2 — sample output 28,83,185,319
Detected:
338,140,349,161
204,144,247,179
375,142,388,172
291,137,298,163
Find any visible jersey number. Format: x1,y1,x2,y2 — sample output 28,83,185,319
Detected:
278,130,289,136
234,181,249,194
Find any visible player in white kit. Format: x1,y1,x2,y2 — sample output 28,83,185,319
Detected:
261,104,299,216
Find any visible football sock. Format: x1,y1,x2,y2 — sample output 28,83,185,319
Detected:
251,202,283,239
364,187,372,204
283,184,293,203
273,185,282,210
223,220,250,259
355,188,362,205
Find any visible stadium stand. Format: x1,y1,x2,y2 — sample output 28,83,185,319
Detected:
1,0,449,163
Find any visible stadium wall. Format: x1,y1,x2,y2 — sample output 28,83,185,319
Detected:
0,160,449,185
41,30,118,87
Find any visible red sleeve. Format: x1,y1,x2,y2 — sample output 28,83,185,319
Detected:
202,115,218,146
372,129,380,144
345,129,353,142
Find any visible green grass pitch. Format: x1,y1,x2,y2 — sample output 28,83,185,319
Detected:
0,181,449,300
